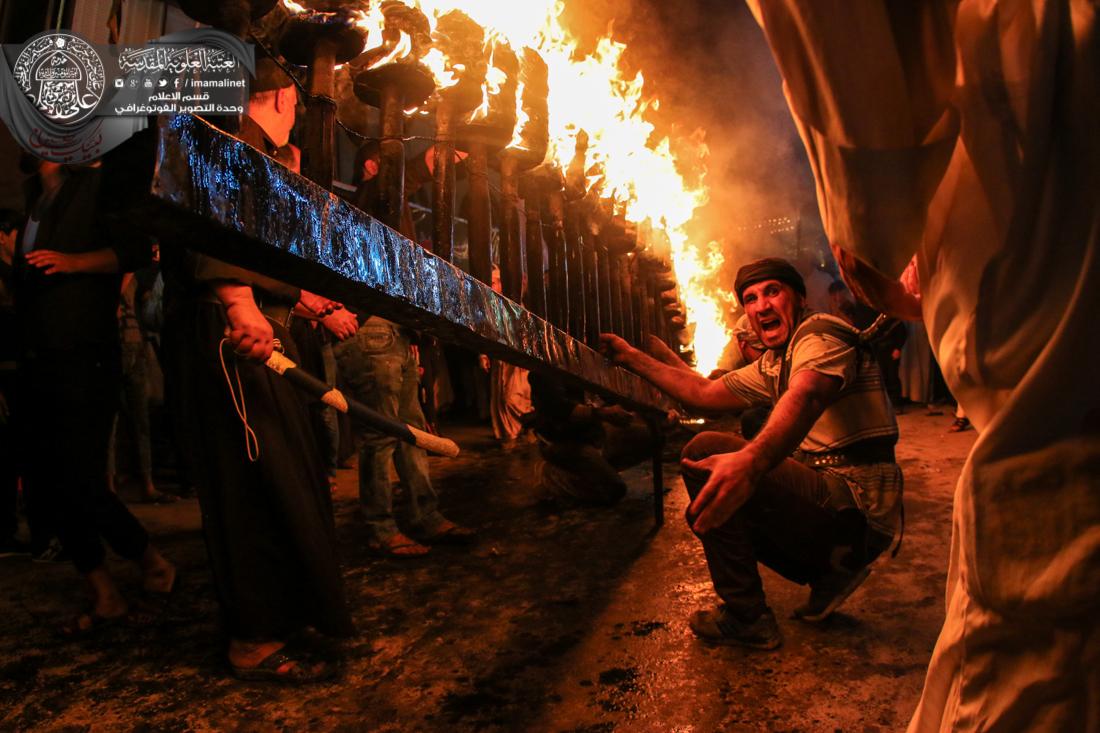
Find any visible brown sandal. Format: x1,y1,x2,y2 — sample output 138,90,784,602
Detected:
418,520,476,546
368,532,430,558
231,649,333,684
947,417,971,433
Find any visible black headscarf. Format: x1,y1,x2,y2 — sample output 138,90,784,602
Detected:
734,257,806,304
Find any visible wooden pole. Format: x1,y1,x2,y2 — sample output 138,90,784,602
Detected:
466,140,492,284
521,174,546,317
431,101,458,262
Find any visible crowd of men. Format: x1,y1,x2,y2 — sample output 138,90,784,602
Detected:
0,58,914,680
2,2,1096,729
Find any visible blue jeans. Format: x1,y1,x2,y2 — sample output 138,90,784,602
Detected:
334,318,445,542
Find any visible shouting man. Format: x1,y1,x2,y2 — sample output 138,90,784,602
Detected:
600,257,901,649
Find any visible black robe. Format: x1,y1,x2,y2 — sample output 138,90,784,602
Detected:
161,116,353,640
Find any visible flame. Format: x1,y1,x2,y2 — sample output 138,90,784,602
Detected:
367,30,413,69
506,78,528,150
421,48,461,90
349,2,387,60
281,0,308,13
469,40,508,122
283,0,727,372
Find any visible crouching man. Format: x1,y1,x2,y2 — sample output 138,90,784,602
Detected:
600,257,901,650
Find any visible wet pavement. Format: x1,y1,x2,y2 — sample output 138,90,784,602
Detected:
0,409,974,732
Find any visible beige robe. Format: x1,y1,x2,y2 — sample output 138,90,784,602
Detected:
490,361,532,443
748,1,1100,730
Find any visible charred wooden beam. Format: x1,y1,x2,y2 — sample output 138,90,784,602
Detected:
498,156,523,300
279,8,365,189
619,253,635,345
544,185,569,331
520,174,546,318
606,254,622,335
351,3,434,231
431,101,459,262
143,115,672,412
563,201,587,341
374,83,404,228
353,62,434,230
580,215,601,347
465,140,493,285
597,242,613,334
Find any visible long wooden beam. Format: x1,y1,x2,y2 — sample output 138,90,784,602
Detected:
145,115,673,412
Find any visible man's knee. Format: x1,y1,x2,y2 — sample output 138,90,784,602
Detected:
681,432,748,501
681,431,747,463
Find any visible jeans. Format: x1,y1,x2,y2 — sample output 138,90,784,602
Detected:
334,318,445,542
680,431,871,620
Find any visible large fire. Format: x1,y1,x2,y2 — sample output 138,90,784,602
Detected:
284,0,730,373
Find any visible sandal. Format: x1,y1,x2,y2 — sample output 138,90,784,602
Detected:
947,417,971,433
418,520,476,546
367,532,430,558
231,649,334,684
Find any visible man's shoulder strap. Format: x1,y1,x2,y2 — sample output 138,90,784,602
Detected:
777,313,860,395
790,312,860,346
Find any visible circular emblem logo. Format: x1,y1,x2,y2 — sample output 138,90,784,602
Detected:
13,32,105,126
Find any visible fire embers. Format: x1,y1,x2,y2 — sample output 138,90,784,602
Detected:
429,10,487,111
463,39,517,148
350,2,435,110
361,1,432,68
504,48,549,169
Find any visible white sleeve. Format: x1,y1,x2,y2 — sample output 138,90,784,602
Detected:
746,0,959,277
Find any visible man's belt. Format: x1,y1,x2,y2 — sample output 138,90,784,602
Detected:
793,439,896,468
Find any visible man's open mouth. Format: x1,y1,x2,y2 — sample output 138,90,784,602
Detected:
758,316,782,333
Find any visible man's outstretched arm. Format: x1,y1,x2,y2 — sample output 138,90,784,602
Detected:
599,333,749,412
681,368,841,534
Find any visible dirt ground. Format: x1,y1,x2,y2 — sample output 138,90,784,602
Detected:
0,408,974,732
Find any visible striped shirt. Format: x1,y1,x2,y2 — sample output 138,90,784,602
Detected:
722,312,899,453
722,312,902,533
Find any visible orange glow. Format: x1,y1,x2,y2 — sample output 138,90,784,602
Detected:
280,0,728,372
367,30,413,69
469,41,509,122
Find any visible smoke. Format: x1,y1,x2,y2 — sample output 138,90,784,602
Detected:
559,0,828,325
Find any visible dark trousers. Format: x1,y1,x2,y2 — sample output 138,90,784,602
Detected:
680,431,864,620
20,347,149,574
0,370,17,540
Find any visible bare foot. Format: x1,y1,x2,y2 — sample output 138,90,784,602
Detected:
141,548,177,594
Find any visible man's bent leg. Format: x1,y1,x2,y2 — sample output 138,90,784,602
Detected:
681,432,770,620
681,431,840,617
